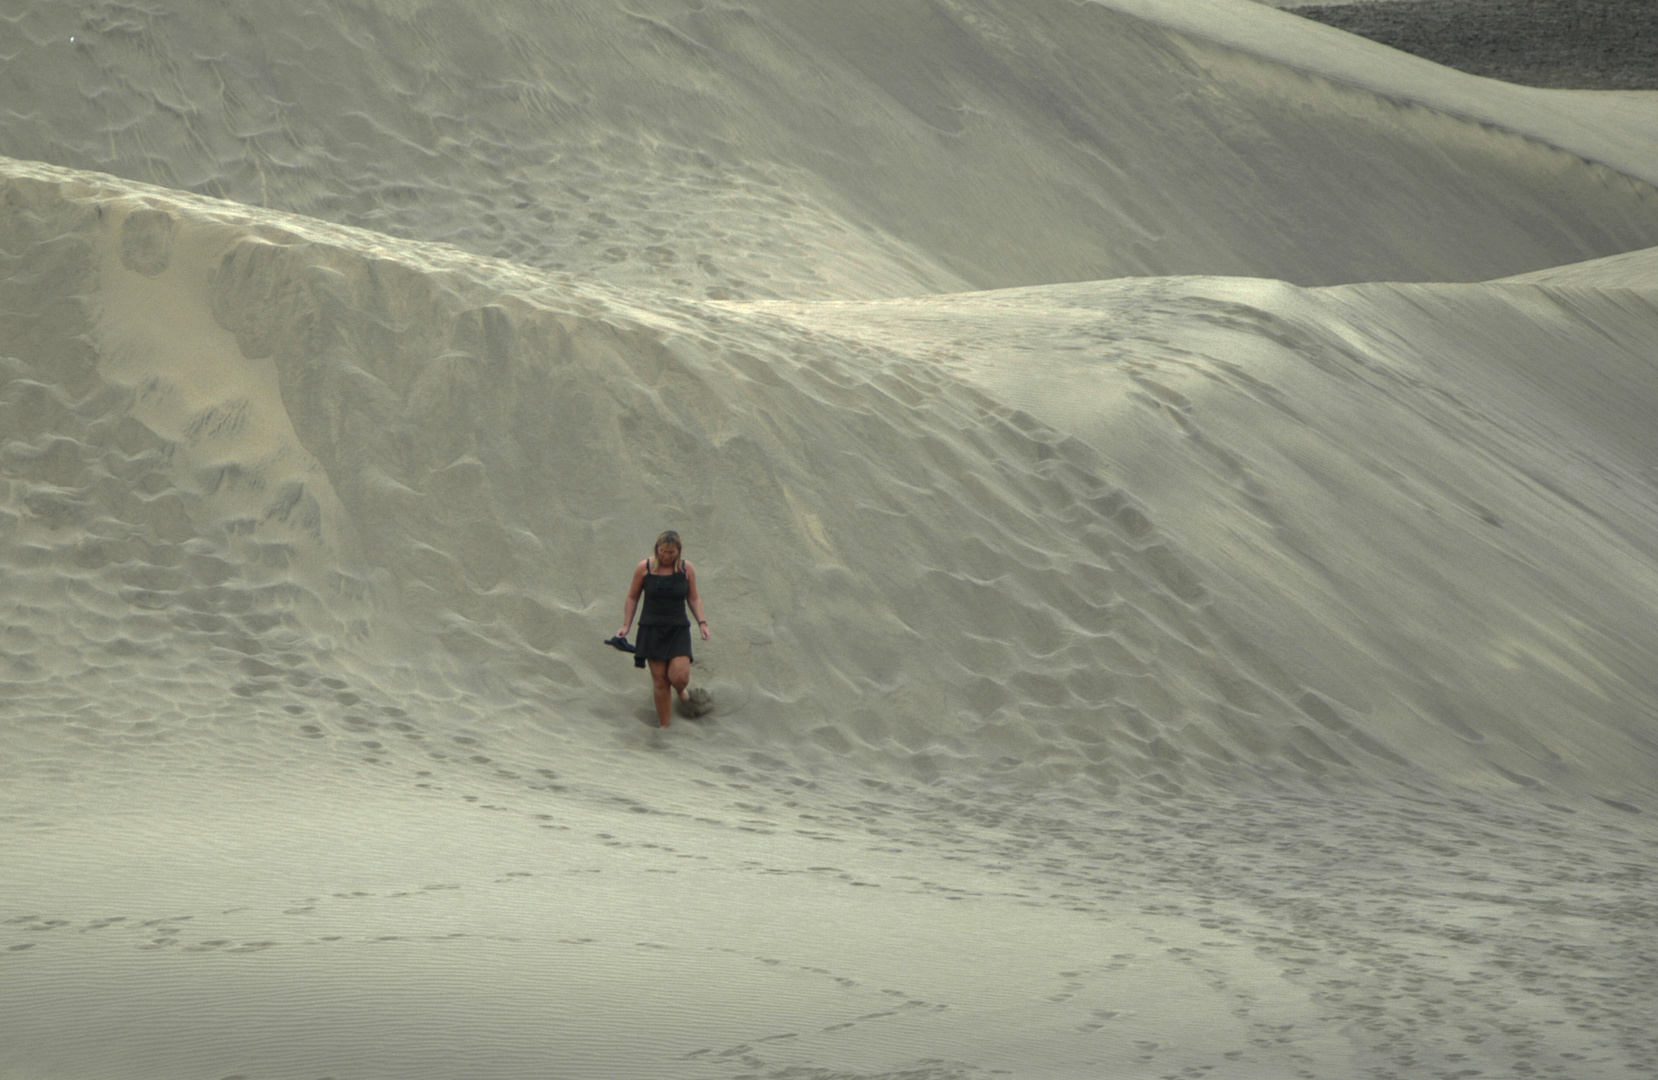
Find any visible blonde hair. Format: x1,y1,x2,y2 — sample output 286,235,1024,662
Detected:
651,530,683,572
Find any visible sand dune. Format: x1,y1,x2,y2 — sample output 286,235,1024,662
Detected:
6,0,1658,297
4,1,1658,1077
755,271,1658,801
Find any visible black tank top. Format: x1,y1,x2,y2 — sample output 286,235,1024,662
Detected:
639,565,690,626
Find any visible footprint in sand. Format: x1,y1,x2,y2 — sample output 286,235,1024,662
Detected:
679,687,713,717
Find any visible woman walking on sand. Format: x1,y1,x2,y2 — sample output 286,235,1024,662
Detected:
616,530,711,727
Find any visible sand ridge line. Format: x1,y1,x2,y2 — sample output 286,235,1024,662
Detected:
9,0,1658,293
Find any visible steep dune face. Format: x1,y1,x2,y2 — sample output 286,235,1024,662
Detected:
7,158,1657,809
5,0,1658,297
762,274,1658,803
1,163,1336,800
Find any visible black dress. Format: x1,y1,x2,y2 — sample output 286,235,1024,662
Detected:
634,564,693,669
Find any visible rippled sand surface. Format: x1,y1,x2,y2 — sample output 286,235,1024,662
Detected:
3,2,1657,1077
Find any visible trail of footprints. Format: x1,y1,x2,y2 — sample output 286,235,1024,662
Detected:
1,883,477,956
16,656,1655,1079
282,672,568,793
3,912,275,955
3,886,962,1063
676,956,950,1065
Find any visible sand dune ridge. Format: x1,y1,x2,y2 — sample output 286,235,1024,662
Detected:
7,0,1658,297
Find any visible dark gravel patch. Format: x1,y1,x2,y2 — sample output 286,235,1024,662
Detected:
1287,0,1658,89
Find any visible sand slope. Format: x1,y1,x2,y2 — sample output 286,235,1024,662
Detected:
5,0,1658,297
4,0,1658,1077
9,155,1655,804
761,273,1658,802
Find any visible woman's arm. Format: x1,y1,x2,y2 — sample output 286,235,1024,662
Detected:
619,560,648,637
686,562,709,640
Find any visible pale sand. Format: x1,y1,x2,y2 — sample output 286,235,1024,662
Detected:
3,1,1657,1078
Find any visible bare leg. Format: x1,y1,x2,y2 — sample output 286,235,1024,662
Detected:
670,656,712,717
649,660,673,728
668,656,692,705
